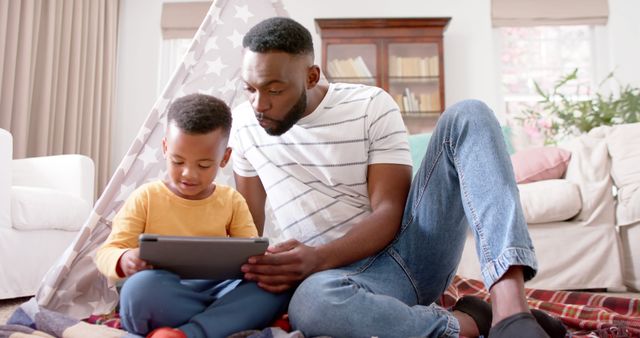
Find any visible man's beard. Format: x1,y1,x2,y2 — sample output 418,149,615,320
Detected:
261,90,307,136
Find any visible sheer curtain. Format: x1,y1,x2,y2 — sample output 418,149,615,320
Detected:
0,0,119,194
158,2,211,95
158,39,192,96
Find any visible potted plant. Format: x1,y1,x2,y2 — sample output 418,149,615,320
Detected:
517,69,640,145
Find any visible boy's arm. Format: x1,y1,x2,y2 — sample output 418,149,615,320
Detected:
95,190,147,280
234,174,266,235
228,189,260,238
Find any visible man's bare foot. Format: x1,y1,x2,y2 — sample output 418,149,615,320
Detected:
489,266,530,325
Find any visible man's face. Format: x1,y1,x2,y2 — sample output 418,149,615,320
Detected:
241,50,311,136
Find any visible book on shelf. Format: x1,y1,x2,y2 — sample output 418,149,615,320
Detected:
394,88,441,113
428,56,439,76
389,56,439,77
353,56,372,77
327,57,372,78
418,92,441,112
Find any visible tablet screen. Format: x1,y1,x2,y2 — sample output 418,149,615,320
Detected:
139,234,269,279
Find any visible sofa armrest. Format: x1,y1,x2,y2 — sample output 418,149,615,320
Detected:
0,129,12,228
12,155,95,205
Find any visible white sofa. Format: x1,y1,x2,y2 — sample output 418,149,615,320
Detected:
605,123,640,292
457,123,640,291
0,128,95,299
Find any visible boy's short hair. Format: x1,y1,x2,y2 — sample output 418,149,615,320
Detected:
242,17,314,56
167,94,231,135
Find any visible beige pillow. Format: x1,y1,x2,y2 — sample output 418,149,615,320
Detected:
518,179,582,224
606,123,640,226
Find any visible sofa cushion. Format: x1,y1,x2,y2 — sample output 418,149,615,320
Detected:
511,147,572,184
519,179,582,224
408,133,432,177
606,122,640,226
11,186,91,231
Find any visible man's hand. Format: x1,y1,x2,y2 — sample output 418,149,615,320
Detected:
241,239,322,293
117,248,152,277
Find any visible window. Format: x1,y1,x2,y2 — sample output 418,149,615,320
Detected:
157,2,210,95
499,25,597,116
157,39,192,95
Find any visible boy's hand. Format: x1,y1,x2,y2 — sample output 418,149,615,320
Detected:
118,248,152,277
241,239,321,293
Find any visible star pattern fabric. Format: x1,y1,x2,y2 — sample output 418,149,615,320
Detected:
206,36,220,50
35,0,289,319
137,144,159,170
114,182,136,204
227,29,245,49
206,57,229,76
234,5,254,23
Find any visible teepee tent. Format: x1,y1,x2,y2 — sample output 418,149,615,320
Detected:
34,0,289,319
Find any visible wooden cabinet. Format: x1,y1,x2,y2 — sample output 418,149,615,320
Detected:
315,18,451,134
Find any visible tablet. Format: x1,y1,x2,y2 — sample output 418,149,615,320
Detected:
138,234,269,280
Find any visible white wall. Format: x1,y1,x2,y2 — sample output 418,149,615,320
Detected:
112,0,162,174
111,0,640,173
607,0,640,89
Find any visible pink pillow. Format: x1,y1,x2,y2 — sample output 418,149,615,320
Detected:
511,147,572,184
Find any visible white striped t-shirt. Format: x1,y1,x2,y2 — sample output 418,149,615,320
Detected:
231,83,412,246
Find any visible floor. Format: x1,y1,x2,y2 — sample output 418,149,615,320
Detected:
1,292,638,325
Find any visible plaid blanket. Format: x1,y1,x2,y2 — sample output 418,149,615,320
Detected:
1,298,303,338
3,277,638,337
83,277,640,337
0,298,138,338
441,276,640,338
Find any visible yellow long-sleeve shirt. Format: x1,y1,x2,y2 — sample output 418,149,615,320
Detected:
95,181,257,281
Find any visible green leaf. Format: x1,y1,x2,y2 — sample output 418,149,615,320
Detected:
515,68,640,144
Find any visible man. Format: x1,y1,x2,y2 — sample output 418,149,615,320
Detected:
233,17,552,337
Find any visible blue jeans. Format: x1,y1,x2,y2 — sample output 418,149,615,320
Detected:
119,270,292,338
288,100,538,337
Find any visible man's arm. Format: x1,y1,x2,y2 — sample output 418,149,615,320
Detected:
234,173,267,235
316,163,412,269
241,163,412,292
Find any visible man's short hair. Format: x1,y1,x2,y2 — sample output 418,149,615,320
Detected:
167,94,232,135
243,17,314,55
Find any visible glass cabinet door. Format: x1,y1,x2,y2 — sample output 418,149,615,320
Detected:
325,44,377,86
387,42,441,115
316,18,450,135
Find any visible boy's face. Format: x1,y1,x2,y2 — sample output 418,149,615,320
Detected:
162,122,231,200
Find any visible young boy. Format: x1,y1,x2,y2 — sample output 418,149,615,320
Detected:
96,94,291,338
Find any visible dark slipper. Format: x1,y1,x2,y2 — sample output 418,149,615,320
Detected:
488,312,549,338
452,296,567,338
531,309,567,338
452,295,492,337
